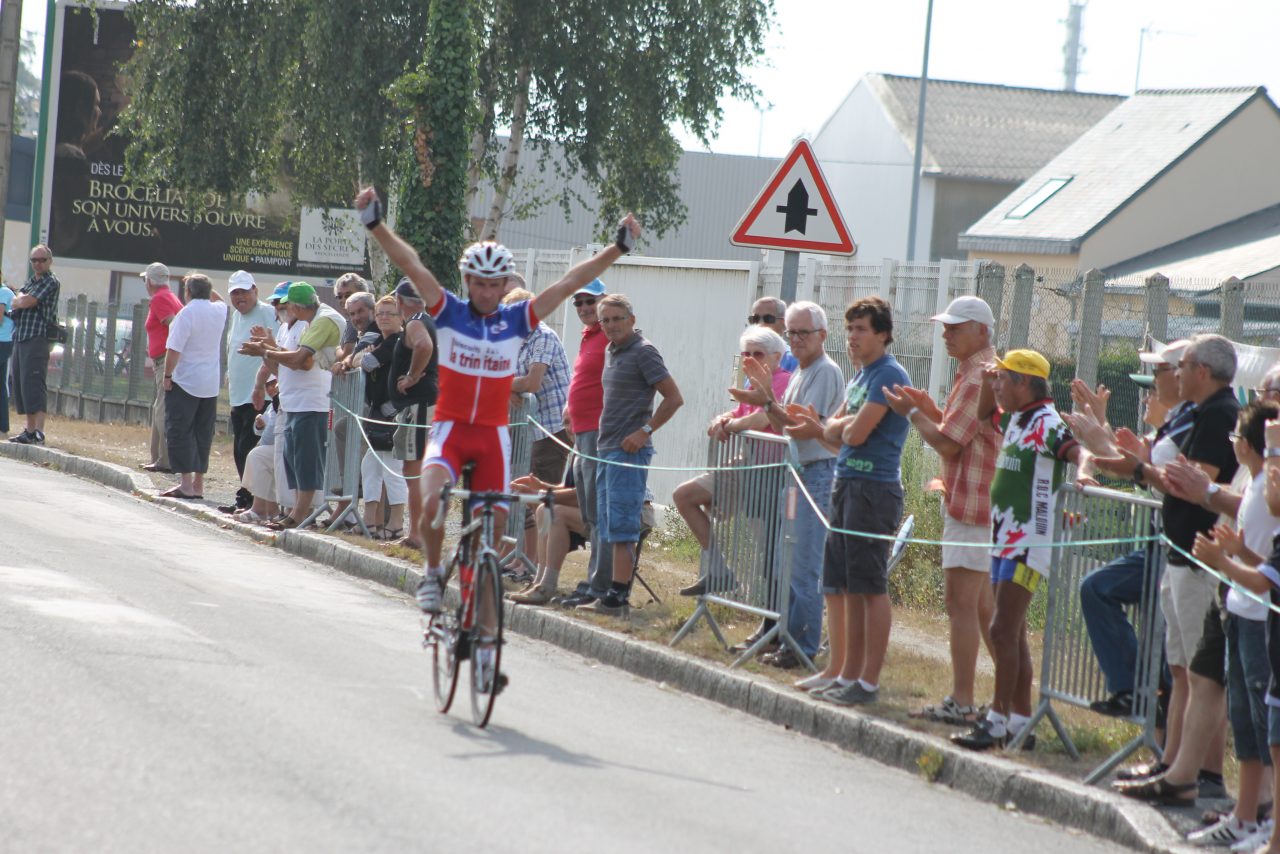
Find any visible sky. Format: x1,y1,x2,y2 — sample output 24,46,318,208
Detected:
20,0,1280,159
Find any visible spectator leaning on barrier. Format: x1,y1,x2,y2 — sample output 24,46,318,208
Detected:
674,325,791,597
0,276,15,438
333,273,369,362
221,270,277,514
1076,338,1191,720
160,274,228,501
749,296,799,372
556,279,616,609
240,282,347,530
1163,400,1280,846
883,295,1000,724
9,245,61,446
502,286,572,557
733,300,844,668
382,278,438,551
800,297,910,703
354,295,411,540
580,293,683,617
508,467,589,605
952,349,1096,751
140,261,180,472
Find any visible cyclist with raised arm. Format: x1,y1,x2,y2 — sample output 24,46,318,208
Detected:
354,188,639,637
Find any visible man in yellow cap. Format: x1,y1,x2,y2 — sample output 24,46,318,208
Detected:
952,348,1096,751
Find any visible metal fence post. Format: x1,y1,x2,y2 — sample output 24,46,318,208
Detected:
500,393,538,575
1219,276,1245,340
1005,264,1035,350
126,302,148,402
1143,273,1169,343
878,258,895,301
1075,268,1105,387
926,260,955,405
60,297,76,390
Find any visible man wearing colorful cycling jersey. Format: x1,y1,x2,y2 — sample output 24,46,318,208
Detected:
354,186,640,615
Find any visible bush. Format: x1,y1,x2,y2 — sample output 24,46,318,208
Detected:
888,433,947,613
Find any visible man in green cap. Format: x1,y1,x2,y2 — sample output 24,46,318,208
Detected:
239,282,347,529
952,348,1096,751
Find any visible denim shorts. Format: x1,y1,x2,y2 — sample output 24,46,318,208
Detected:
595,446,653,544
1226,615,1272,763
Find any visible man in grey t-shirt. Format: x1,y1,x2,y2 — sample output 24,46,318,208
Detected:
732,300,844,668
582,294,684,616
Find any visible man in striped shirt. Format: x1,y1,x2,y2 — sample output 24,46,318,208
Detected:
884,296,1000,725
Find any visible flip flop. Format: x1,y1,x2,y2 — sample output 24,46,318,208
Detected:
159,487,203,500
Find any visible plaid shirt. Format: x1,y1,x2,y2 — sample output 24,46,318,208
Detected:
12,271,60,342
937,345,999,526
517,322,571,432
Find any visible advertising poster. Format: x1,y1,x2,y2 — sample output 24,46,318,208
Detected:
42,3,368,277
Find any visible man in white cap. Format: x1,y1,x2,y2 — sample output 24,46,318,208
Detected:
140,262,181,472
221,270,278,513
884,295,1000,726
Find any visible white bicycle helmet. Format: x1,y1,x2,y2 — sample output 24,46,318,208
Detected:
458,241,514,279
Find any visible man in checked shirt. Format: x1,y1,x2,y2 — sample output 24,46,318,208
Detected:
884,296,1000,726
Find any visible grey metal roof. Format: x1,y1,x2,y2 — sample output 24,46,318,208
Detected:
960,87,1271,251
864,73,1123,183
1104,203,1280,282
470,142,780,262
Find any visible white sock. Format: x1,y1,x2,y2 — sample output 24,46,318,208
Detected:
427,565,444,578
858,679,879,692
836,677,857,687
1008,713,1031,735
985,709,1008,737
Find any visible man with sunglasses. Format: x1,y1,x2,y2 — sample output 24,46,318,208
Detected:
8,245,60,446
556,279,618,608
749,296,799,372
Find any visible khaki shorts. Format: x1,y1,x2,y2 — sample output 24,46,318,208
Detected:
688,471,715,498
1160,562,1218,669
941,504,990,572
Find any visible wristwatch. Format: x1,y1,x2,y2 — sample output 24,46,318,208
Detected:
640,424,653,435
1202,481,1221,509
1266,448,1280,459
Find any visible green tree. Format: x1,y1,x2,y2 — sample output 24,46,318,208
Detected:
118,0,773,245
17,31,41,136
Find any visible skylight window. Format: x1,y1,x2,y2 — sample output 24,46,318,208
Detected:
1005,177,1072,220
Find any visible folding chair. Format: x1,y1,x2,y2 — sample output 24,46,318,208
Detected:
628,528,662,606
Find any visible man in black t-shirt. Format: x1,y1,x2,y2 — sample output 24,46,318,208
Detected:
1114,333,1238,802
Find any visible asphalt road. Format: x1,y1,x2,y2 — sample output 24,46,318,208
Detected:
0,458,1124,853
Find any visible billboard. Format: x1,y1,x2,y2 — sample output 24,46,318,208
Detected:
38,2,368,277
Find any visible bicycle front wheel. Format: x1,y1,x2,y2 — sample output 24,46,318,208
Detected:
469,554,505,728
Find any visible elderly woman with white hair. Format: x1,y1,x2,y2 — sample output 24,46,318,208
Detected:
672,324,792,597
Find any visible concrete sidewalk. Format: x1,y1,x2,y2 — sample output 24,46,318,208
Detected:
2,440,1186,853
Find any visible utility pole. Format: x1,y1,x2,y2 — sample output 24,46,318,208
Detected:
0,0,23,264
904,0,933,263
1063,1,1085,92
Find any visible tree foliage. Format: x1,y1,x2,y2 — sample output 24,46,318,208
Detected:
118,0,773,245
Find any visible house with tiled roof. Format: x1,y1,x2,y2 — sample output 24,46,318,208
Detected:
959,87,1280,273
810,73,1122,262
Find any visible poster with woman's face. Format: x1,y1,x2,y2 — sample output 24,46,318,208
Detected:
46,4,368,277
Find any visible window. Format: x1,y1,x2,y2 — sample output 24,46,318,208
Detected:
1005,177,1072,220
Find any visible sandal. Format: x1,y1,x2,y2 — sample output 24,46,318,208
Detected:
234,509,265,524
159,487,203,500
911,695,980,724
1114,774,1198,805
266,516,300,531
396,536,424,551
378,527,404,542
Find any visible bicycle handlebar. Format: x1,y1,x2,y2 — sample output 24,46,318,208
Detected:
430,486,556,531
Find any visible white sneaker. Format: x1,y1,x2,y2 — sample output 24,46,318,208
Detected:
794,673,837,692
1190,815,1255,847
416,569,444,614
1229,818,1274,852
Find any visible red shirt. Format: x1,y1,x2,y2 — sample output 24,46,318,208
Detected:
567,323,607,433
145,288,183,358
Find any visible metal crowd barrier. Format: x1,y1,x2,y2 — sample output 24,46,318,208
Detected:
301,369,371,535
500,393,538,574
670,429,803,668
1010,483,1165,784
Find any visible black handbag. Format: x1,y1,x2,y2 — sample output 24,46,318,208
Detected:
46,321,68,344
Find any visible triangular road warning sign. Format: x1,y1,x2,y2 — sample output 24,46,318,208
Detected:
731,139,856,256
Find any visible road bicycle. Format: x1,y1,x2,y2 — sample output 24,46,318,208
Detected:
426,468,553,727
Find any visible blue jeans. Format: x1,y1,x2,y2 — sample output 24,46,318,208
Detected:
1227,615,1272,764
595,446,653,544
1079,549,1149,695
573,431,614,598
786,458,834,657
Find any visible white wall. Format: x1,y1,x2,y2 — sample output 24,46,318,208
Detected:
528,250,758,504
811,81,930,264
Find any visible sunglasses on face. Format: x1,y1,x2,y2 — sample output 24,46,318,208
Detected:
573,297,598,307
748,314,779,325
740,350,767,359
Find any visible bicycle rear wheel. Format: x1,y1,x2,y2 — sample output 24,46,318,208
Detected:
469,554,505,728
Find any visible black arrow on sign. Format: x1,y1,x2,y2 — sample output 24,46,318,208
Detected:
776,179,818,235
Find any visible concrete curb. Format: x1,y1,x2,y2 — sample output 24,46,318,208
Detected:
3,442,1187,853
